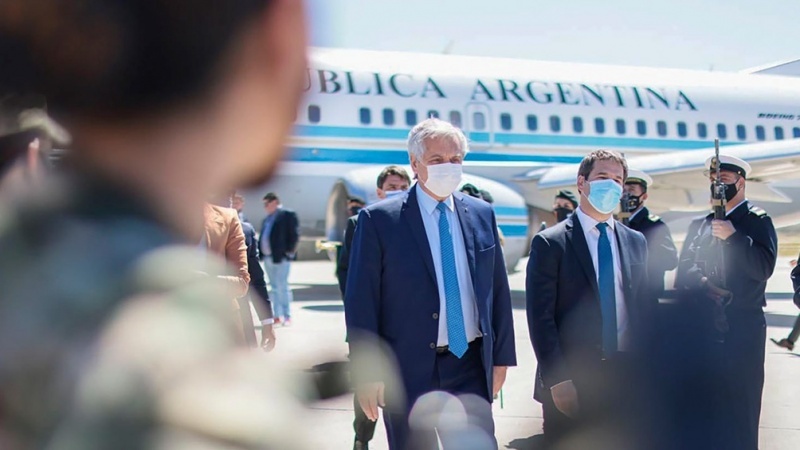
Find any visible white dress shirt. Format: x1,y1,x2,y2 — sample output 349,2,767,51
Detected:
575,207,631,351
416,185,481,346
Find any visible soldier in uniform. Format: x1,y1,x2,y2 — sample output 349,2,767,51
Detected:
622,169,678,302
674,155,777,450
0,1,313,449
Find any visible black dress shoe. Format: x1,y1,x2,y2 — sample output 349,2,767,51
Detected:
353,439,369,450
770,338,795,351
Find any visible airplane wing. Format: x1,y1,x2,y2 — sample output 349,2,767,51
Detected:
516,139,800,213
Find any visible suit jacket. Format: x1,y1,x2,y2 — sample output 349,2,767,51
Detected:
627,206,678,298
259,208,300,264
526,212,651,401
336,215,358,297
204,204,250,303
344,186,516,405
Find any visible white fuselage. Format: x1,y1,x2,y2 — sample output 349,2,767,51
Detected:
249,48,800,241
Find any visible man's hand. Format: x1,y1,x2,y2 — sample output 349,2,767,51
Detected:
492,366,508,397
261,324,276,351
550,380,579,418
711,219,736,240
357,382,385,422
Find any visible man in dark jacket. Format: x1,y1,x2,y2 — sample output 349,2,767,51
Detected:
260,192,300,325
622,169,678,302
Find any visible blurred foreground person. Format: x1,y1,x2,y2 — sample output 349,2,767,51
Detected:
0,1,310,449
345,119,516,450
0,93,70,203
675,155,776,450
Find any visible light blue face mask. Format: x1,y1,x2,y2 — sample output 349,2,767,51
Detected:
384,190,406,199
586,179,623,214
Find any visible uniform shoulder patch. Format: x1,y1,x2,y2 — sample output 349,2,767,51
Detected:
749,206,767,217
648,214,661,222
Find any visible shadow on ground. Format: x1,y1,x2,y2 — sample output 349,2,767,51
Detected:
505,434,546,450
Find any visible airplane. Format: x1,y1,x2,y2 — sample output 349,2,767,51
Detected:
241,47,800,271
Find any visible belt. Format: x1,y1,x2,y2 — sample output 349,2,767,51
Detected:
435,337,482,354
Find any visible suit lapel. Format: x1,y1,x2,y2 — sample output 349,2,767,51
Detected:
454,193,477,292
566,215,600,298
403,186,437,285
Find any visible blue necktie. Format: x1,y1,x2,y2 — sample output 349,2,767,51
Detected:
596,223,618,354
437,202,468,358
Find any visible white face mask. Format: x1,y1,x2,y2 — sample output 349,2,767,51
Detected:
422,163,463,198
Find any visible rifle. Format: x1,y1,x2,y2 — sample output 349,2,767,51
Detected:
707,139,733,340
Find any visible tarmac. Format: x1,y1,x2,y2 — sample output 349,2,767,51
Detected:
263,257,800,449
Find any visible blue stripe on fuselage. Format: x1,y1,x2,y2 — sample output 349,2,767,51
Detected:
498,224,528,237
293,125,741,152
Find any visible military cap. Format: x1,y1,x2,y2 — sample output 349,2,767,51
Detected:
460,183,482,199
626,168,653,187
0,94,70,145
555,189,578,208
705,154,751,178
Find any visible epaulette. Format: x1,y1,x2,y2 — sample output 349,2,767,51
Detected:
749,206,767,217
648,214,661,222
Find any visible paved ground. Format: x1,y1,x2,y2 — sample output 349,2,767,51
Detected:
263,258,800,449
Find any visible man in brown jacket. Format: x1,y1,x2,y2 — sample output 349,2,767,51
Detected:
204,203,251,345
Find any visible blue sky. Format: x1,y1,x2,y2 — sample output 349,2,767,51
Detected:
307,0,800,72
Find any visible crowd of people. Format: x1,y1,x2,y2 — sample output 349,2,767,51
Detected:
0,2,795,450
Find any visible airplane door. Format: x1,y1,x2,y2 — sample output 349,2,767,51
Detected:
463,102,494,150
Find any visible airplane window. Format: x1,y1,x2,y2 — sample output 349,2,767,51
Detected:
449,111,462,127
656,121,667,137
716,124,727,139
615,119,626,135
405,109,417,126
527,115,538,131
736,125,746,140
473,112,486,130
427,110,440,119
572,117,584,133
550,115,561,133
636,120,647,136
595,118,605,134
383,108,395,126
677,122,687,137
308,105,321,124
776,126,785,140
794,127,800,138
755,125,765,141
359,107,371,125
500,113,512,131
697,123,707,138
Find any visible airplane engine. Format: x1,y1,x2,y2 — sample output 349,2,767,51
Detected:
325,166,530,272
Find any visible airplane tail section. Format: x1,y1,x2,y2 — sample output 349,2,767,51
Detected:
741,58,800,77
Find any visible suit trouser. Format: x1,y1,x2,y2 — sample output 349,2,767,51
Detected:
263,259,293,319
383,339,495,450
541,354,656,450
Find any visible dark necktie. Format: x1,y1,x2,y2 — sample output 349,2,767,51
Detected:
597,222,618,354
437,202,468,358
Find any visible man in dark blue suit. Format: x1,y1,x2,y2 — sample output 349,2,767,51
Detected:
345,119,516,450
259,192,299,325
527,150,656,450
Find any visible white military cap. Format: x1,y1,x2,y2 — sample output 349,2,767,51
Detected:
704,154,751,178
626,168,653,187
